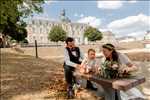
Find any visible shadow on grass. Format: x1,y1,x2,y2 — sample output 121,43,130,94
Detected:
1,51,66,100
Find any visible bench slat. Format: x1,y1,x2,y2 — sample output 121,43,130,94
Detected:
74,72,145,91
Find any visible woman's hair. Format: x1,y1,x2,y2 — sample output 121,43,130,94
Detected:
102,43,119,62
88,48,95,54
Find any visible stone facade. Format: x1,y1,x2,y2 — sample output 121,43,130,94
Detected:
26,19,89,45
144,31,150,49
101,31,119,46
26,9,90,45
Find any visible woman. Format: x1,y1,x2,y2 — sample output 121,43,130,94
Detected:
100,43,144,100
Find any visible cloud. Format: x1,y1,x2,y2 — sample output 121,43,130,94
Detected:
128,31,145,40
128,0,137,3
107,14,150,39
77,16,101,28
99,28,109,32
97,1,123,9
31,11,55,21
80,14,84,18
74,13,78,17
44,0,57,5
97,0,137,9
74,13,84,18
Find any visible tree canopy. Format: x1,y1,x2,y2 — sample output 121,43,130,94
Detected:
84,27,103,41
0,0,44,42
48,25,67,42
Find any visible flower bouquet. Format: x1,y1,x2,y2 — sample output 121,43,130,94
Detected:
99,60,131,79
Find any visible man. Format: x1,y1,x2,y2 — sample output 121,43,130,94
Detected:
64,37,84,98
64,37,97,98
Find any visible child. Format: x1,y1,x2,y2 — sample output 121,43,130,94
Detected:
80,48,100,74
80,49,99,90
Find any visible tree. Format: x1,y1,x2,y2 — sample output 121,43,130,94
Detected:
48,26,67,43
84,27,103,42
0,0,44,45
2,20,27,42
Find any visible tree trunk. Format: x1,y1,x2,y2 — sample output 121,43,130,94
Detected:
2,35,6,48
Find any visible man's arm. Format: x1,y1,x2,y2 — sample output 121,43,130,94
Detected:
64,48,78,68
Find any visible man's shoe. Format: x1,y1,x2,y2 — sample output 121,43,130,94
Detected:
67,89,74,99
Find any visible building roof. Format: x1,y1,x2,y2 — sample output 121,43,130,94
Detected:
28,18,88,26
102,31,115,36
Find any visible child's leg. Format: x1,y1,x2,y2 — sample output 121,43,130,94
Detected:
86,80,97,91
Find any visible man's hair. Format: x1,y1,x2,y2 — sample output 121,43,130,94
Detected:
65,37,74,44
88,48,95,54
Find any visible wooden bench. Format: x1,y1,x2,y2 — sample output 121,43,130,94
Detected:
74,72,146,100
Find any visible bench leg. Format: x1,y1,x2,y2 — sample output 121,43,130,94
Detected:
103,86,121,100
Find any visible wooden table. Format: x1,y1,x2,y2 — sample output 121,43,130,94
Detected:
74,72,146,100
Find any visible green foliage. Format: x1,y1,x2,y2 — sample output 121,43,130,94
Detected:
0,0,44,41
100,60,131,79
3,20,27,42
48,26,67,42
101,60,119,79
84,27,103,41
21,38,28,44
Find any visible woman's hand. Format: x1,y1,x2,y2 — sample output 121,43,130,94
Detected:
122,65,138,73
127,63,138,72
122,67,131,73
120,63,138,73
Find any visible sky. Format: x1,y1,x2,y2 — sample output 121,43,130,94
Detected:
31,0,150,39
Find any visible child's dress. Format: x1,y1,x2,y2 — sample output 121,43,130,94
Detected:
81,57,99,74
79,57,100,88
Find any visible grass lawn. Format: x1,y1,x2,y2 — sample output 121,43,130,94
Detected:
1,48,150,100
0,50,67,100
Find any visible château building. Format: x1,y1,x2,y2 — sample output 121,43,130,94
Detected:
26,9,89,45
144,30,150,49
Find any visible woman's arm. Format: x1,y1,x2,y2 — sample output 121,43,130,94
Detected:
125,63,138,72
119,53,138,73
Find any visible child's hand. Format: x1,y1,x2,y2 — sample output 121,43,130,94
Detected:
79,67,85,73
79,65,86,73
94,66,101,75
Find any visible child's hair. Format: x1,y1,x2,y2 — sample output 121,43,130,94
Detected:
88,48,95,54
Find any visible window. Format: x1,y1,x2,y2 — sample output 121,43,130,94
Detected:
46,22,49,26
32,27,35,33
40,36,43,41
40,28,42,34
33,36,35,40
39,21,42,25
32,20,35,24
